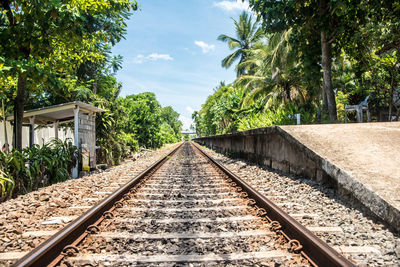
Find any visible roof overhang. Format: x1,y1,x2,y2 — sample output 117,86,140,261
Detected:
6,101,104,125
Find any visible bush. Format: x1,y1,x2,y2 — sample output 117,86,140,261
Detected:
0,138,78,201
159,122,179,144
0,168,14,202
112,142,122,165
237,103,317,131
119,132,139,152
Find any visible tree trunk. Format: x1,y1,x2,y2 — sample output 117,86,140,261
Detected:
285,83,291,101
2,99,9,152
388,65,397,121
321,31,337,121
13,75,27,150
322,88,328,113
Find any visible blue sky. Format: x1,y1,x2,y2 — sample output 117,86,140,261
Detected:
112,0,252,130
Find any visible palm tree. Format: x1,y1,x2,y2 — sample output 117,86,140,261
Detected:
236,29,305,109
218,11,264,77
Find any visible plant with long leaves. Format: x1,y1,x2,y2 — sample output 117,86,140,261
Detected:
236,29,305,110
218,11,264,77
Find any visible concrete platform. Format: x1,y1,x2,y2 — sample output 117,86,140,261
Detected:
195,122,400,232
281,122,400,216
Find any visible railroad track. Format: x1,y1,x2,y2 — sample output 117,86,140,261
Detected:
13,142,354,266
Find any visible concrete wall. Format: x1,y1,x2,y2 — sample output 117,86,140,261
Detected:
194,126,400,232
195,127,328,184
78,113,96,167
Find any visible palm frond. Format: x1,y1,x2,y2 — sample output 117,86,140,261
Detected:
221,50,242,68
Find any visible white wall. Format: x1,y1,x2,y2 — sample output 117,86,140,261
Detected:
0,121,74,149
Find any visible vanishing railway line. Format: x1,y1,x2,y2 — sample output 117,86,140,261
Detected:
13,142,353,266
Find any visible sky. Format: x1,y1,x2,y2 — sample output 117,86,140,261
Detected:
112,0,252,130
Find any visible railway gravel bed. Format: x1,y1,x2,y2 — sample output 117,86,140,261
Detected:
200,145,400,266
0,144,178,266
61,142,309,266
2,141,396,266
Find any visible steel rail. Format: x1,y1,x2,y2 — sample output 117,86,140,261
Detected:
13,143,183,267
192,142,355,267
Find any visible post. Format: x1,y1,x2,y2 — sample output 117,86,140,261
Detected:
73,106,80,178
2,99,9,152
91,114,96,167
54,120,59,140
29,116,35,147
296,114,301,125
357,106,363,123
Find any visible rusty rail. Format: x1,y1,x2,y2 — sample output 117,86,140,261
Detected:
14,141,354,266
192,142,354,267
13,143,183,267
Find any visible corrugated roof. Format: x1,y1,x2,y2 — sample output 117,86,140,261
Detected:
7,101,104,125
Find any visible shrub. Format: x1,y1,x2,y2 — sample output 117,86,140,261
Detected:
0,138,78,201
237,103,317,131
0,169,14,202
119,132,139,152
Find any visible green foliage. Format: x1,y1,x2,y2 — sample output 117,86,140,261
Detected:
0,166,14,202
218,11,264,76
159,122,179,144
0,0,138,149
160,106,182,141
237,104,316,131
120,92,162,148
183,134,191,141
195,2,400,136
119,133,139,152
116,92,182,149
94,91,182,165
194,84,247,136
0,0,184,200
0,139,78,200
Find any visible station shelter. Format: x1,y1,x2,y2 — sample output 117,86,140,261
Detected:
5,102,104,178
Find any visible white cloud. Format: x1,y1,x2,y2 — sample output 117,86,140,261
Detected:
133,53,173,64
213,0,250,12
194,41,215,54
133,54,145,64
186,106,195,114
147,53,173,61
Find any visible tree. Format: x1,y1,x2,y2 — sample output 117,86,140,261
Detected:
120,92,162,148
341,1,400,120
236,29,305,109
249,0,366,121
160,106,182,141
0,0,137,150
218,11,264,77
194,84,245,136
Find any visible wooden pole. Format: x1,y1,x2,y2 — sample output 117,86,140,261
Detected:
54,121,59,140
73,106,80,178
2,99,9,152
29,116,35,147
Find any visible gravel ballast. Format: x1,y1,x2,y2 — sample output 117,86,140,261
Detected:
66,142,307,266
201,145,400,266
1,141,399,266
0,144,178,266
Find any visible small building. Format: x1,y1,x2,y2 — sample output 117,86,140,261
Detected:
5,102,104,178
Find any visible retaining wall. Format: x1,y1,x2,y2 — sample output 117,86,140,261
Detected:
194,126,400,232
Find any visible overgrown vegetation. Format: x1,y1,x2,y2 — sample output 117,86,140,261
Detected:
194,3,399,136
0,0,182,200
96,92,182,166
0,139,78,200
